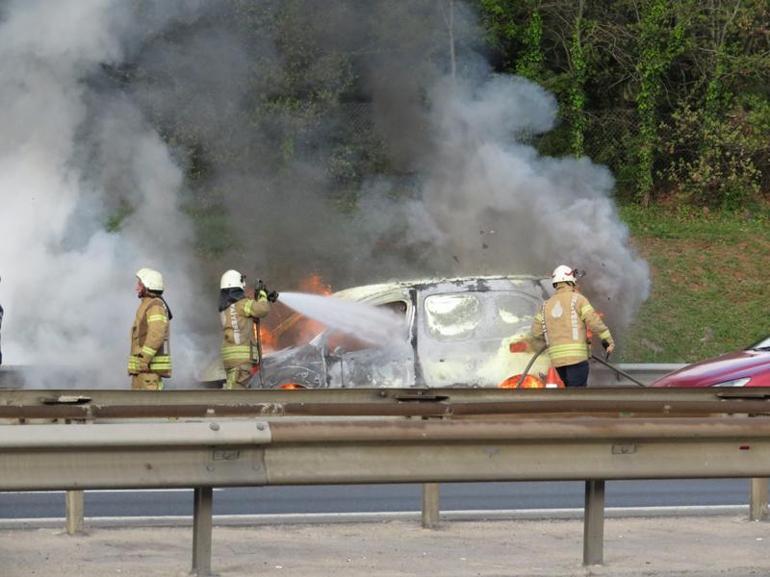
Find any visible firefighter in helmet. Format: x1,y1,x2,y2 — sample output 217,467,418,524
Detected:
530,265,614,387
219,269,271,390
128,268,172,390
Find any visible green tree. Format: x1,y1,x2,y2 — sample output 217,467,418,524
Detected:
662,0,770,208
633,0,689,206
567,0,588,156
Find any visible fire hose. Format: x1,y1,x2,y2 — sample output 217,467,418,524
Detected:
590,353,647,387
515,345,548,387
516,347,647,388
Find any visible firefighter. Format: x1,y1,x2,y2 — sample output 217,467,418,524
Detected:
530,265,614,387
128,268,172,390
219,269,271,390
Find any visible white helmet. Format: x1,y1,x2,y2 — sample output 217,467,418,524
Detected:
220,269,245,290
551,265,576,285
136,268,164,292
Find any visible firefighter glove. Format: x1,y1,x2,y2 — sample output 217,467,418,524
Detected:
132,354,150,373
138,355,150,373
257,290,268,302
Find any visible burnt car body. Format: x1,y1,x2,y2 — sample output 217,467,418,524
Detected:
253,275,553,389
650,335,770,388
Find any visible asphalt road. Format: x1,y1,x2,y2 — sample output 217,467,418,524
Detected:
0,479,752,519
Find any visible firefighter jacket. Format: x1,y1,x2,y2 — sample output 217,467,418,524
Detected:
220,297,270,370
530,285,614,368
128,296,171,377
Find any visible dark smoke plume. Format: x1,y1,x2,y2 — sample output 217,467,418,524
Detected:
130,0,648,330
0,0,648,386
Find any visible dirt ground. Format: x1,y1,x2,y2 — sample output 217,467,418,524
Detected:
2,515,769,577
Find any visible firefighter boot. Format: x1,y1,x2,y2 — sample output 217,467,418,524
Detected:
224,364,252,390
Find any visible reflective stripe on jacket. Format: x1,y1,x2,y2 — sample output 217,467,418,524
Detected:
530,285,613,368
220,297,270,370
128,297,171,377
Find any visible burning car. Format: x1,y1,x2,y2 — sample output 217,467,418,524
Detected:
250,275,555,389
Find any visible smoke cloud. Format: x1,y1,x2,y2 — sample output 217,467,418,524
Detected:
0,0,208,386
413,75,650,330
0,0,649,387
126,0,647,330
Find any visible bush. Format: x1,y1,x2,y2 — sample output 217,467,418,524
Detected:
660,100,767,209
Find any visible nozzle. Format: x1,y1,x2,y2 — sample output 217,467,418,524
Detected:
256,279,278,302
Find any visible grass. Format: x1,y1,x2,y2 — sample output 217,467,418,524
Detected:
617,204,770,363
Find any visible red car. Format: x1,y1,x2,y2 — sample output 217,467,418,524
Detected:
651,335,770,388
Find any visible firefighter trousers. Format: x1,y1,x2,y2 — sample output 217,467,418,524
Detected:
224,363,254,390
555,361,590,388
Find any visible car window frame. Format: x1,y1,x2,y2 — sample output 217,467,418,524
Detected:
420,288,543,344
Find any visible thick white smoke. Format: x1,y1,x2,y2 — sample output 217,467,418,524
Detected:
353,74,649,331
411,75,651,329
0,0,205,387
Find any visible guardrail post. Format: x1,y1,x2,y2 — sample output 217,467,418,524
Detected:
65,490,84,535
583,480,605,565
750,478,768,521
192,487,213,576
421,483,440,529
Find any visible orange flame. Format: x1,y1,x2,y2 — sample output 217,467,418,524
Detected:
299,273,332,295
278,383,306,390
499,367,564,389
259,326,278,352
498,374,545,389
259,273,334,352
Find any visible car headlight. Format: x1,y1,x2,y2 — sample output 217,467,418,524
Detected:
712,377,751,387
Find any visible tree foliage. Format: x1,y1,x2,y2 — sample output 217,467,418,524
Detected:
476,0,770,208
133,0,769,212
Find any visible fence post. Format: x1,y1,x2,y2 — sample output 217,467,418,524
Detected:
583,480,605,565
65,490,84,535
192,487,213,576
750,478,768,521
421,483,440,529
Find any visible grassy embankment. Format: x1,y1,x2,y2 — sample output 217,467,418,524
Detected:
618,205,770,363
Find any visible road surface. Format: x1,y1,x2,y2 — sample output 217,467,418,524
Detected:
0,479,751,522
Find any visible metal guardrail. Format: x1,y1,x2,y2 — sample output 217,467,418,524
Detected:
2,383,769,425
5,416,770,487
1,387,769,575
